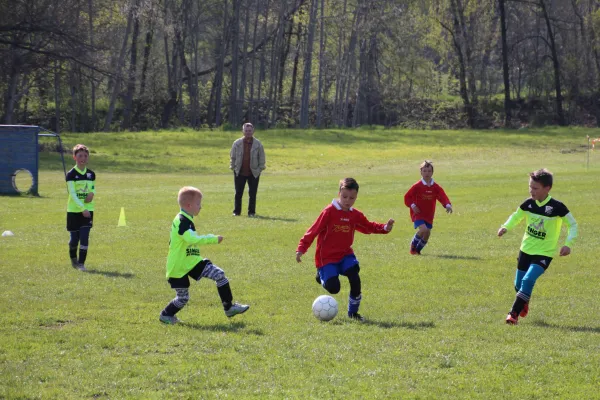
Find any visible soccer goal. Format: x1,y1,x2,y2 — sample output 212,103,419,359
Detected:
0,125,67,195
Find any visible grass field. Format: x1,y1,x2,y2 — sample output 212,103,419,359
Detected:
1,127,600,399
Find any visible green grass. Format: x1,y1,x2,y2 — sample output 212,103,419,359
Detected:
2,127,600,399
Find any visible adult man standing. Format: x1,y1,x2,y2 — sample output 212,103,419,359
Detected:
229,123,266,216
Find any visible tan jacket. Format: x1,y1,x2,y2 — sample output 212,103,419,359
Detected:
229,137,266,178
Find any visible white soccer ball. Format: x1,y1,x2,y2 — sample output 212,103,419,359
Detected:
312,295,338,321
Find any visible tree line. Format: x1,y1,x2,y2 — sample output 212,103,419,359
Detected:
2,0,600,132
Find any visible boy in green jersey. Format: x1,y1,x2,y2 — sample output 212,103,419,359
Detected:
498,169,578,325
66,144,95,271
159,186,249,325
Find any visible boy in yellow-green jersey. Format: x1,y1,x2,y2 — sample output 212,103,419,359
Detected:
159,186,249,325
66,144,95,271
498,169,578,325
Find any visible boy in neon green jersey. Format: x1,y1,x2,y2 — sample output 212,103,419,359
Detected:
159,186,249,325
498,169,578,325
66,144,95,271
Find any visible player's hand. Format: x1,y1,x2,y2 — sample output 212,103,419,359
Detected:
385,219,395,232
446,205,453,214
411,205,421,214
497,227,507,237
217,235,224,243
559,246,571,256
296,252,304,263
82,210,91,218
84,193,94,203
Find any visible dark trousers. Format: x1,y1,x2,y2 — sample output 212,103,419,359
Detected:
234,173,260,215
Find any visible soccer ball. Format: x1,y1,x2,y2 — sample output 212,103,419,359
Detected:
312,295,338,321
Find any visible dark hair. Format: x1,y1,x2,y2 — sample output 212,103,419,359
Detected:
529,168,553,188
420,160,434,173
339,177,359,192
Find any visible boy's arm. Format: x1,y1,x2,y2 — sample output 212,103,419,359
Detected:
562,212,578,249
436,185,452,212
182,229,220,245
67,180,86,210
355,212,391,235
500,207,525,232
297,209,329,254
403,184,416,208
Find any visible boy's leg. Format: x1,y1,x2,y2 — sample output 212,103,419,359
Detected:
319,264,341,294
78,225,91,268
511,263,545,316
68,231,80,267
344,266,362,317
415,224,431,253
160,287,189,324
192,260,249,317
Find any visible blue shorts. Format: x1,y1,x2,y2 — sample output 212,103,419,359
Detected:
414,220,432,229
317,254,359,284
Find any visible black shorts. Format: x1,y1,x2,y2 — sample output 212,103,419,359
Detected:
517,251,552,271
167,259,210,288
66,212,94,231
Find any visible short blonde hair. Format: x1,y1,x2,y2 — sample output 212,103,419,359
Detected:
178,186,202,207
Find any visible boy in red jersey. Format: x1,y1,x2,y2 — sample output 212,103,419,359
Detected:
296,178,395,321
404,160,452,255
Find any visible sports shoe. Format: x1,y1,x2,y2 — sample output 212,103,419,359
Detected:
77,264,87,272
410,246,420,255
505,312,518,325
348,313,365,322
519,302,529,318
248,213,256,218
225,303,250,318
159,314,180,325
315,271,321,285
71,258,80,269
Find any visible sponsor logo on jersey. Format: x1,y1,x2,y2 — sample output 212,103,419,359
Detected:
340,218,350,222
545,205,553,215
527,218,546,239
186,248,200,257
333,224,351,233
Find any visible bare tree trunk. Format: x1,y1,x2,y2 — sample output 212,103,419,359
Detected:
229,0,241,125
87,0,96,130
316,0,325,127
54,61,61,133
257,0,270,124
2,45,21,124
341,7,360,127
238,0,251,122
300,0,318,128
104,8,134,131
215,0,229,126
333,0,348,127
499,0,511,125
268,5,285,126
540,0,565,125
249,0,260,122
122,0,140,130
289,18,303,103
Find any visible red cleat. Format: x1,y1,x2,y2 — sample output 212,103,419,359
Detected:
505,312,518,325
410,246,420,255
519,302,529,318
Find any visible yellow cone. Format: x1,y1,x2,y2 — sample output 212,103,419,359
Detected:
118,207,127,227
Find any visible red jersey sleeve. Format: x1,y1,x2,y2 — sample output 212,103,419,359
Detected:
404,183,418,208
297,207,330,254
354,211,389,235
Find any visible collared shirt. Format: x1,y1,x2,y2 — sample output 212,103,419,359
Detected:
240,137,254,176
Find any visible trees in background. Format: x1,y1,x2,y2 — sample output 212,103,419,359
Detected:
1,0,599,131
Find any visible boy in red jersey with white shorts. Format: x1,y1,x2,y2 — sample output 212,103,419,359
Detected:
404,160,452,255
296,178,395,321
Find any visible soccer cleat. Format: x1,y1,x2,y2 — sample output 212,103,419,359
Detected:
315,271,321,285
248,213,256,218
159,314,180,325
348,313,365,322
77,264,87,272
71,258,80,269
519,302,529,318
505,312,518,325
225,303,250,318
409,246,420,255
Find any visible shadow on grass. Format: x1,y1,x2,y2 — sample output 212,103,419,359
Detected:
182,321,264,335
360,319,436,330
85,269,135,279
531,319,600,334
426,254,483,260
250,215,298,222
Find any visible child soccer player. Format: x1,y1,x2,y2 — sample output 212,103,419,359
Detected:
295,178,395,321
404,160,452,255
159,186,249,325
66,144,96,271
498,169,578,325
